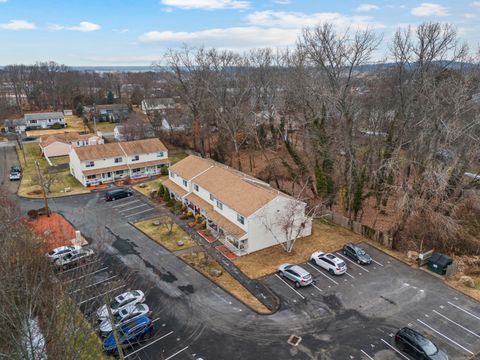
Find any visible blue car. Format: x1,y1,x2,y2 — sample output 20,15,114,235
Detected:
103,315,153,354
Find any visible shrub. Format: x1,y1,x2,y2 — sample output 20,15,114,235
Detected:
27,209,38,219
160,166,169,175
187,211,193,218
195,214,202,223
166,200,174,207
163,189,170,202
50,123,63,129
158,184,165,196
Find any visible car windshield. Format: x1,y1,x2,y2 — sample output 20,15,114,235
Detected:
420,339,438,356
357,249,366,256
338,262,345,267
110,297,123,310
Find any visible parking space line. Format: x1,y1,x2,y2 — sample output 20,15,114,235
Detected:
112,199,140,208
69,275,117,294
118,203,148,213
417,319,473,355
124,330,174,359
360,349,374,360
165,346,189,360
335,253,370,273
306,263,339,285
78,285,125,305
447,302,480,321
64,267,108,283
125,208,154,217
371,258,384,266
274,274,306,300
312,283,323,293
432,310,480,339
345,272,355,279
58,259,101,274
380,338,410,359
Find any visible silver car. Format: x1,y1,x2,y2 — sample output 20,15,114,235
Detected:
278,263,313,287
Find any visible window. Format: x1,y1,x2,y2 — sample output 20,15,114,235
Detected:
170,171,176,178
157,151,164,158
87,175,96,179
115,170,124,175
132,168,141,173
182,179,188,187
131,155,139,161
194,184,199,192
114,157,123,163
85,161,95,168
216,200,223,210
210,193,215,201
30,120,37,124
237,213,245,225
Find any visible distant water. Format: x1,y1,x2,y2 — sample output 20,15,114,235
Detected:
72,66,156,73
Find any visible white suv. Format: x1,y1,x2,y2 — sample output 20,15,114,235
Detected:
311,251,347,275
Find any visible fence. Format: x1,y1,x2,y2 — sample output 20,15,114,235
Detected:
320,211,393,249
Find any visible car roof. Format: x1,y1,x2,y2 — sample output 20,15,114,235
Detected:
107,188,128,194
290,265,310,276
323,253,344,263
123,315,150,331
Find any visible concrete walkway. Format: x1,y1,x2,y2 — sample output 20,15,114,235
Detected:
134,191,280,313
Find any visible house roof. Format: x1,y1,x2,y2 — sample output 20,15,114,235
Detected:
171,155,290,217
168,155,214,180
25,112,64,121
162,178,189,197
40,132,99,147
95,104,129,112
72,138,168,161
142,98,176,108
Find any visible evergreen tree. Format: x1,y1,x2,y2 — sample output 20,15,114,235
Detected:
107,91,114,104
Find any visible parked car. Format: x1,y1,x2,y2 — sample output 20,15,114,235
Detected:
278,263,313,287
96,290,146,321
11,165,22,173
342,243,372,265
9,170,21,181
311,251,347,275
105,188,133,201
99,303,150,337
22,136,37,142
395,327,448,360
103,315,153,355
54,248,94,270
46,245,82,262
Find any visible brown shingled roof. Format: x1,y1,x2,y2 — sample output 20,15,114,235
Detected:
163,178,189,197
73,143,124,161
168,155,213,180
119,138,167,155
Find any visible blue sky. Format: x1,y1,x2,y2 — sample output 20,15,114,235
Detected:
0,0,479,65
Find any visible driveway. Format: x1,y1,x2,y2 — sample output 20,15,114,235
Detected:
17,192,480,360
0,142,20,194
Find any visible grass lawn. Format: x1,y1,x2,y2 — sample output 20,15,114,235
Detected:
181,251,270,314
134,217,197,251
49,155,70,166
232,219,367,279
92,121,117,133
26,115,89,137
169,152,188,164
17,143,88,198
132,177,167,197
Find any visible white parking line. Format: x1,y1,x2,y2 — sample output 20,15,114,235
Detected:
118,203,148,213
58,259,101,274
165,346,189,360
69,275,117,294
417,319,473,355
274,274,306,300
360,349,375,360
447,302,480,321
112,199,140,208
371,258,384,266
124,330,174,359
126,208,154,217
432,310,480,339
78,285,125,305
345,271,355,279
380,338,410,360
64,267,108,283
312,283,323,293
306,263,339,285
335,253,370,273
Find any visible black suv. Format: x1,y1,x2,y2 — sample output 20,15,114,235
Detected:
395,327,448,360
105,188,133,201
342,243,372,265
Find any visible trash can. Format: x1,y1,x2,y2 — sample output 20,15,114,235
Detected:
427,252,453,275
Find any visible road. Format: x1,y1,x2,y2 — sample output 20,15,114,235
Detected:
0,141,20,194
3,148,479,359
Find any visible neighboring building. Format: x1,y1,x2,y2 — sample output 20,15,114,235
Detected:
141,98,176,115
160,118,185,132
69,138,169,186
114,122,155,142
39,132,104,158
24,112,65,130
163,155,312,256
84,104,129,123
3,118,26,133
113,125,125,142
63,110,73,116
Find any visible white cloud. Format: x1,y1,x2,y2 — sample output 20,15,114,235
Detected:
246,10,385,30
273,0,291,4
355,4,379,13
160,0,249,10
49,21,101,32
0,0,8,3
411,3,448,17
464,12,477,18
0,19,36,30
473,1,480,8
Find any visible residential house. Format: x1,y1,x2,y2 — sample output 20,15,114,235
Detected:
69,138,169,186
3,118,26,133
141,98,176,115
39,132,104,158
84,104,129,123
24,112,65,130
163,155,312,256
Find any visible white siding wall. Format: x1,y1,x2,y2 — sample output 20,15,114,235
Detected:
169,171,191,192
126,150,168,167
247,196,312,253
69,149,84,185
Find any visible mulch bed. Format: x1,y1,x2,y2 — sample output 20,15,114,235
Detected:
215,244,238,260
27,212,76,253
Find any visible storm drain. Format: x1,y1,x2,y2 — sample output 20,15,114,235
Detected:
287,335,302,346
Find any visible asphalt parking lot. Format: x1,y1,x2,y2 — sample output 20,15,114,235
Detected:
101,190,161,223
262,243,480,360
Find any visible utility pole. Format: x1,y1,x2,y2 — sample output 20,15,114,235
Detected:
16,134,26,164
34,160,50,217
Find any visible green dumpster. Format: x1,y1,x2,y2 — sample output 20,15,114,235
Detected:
427,252,452,275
